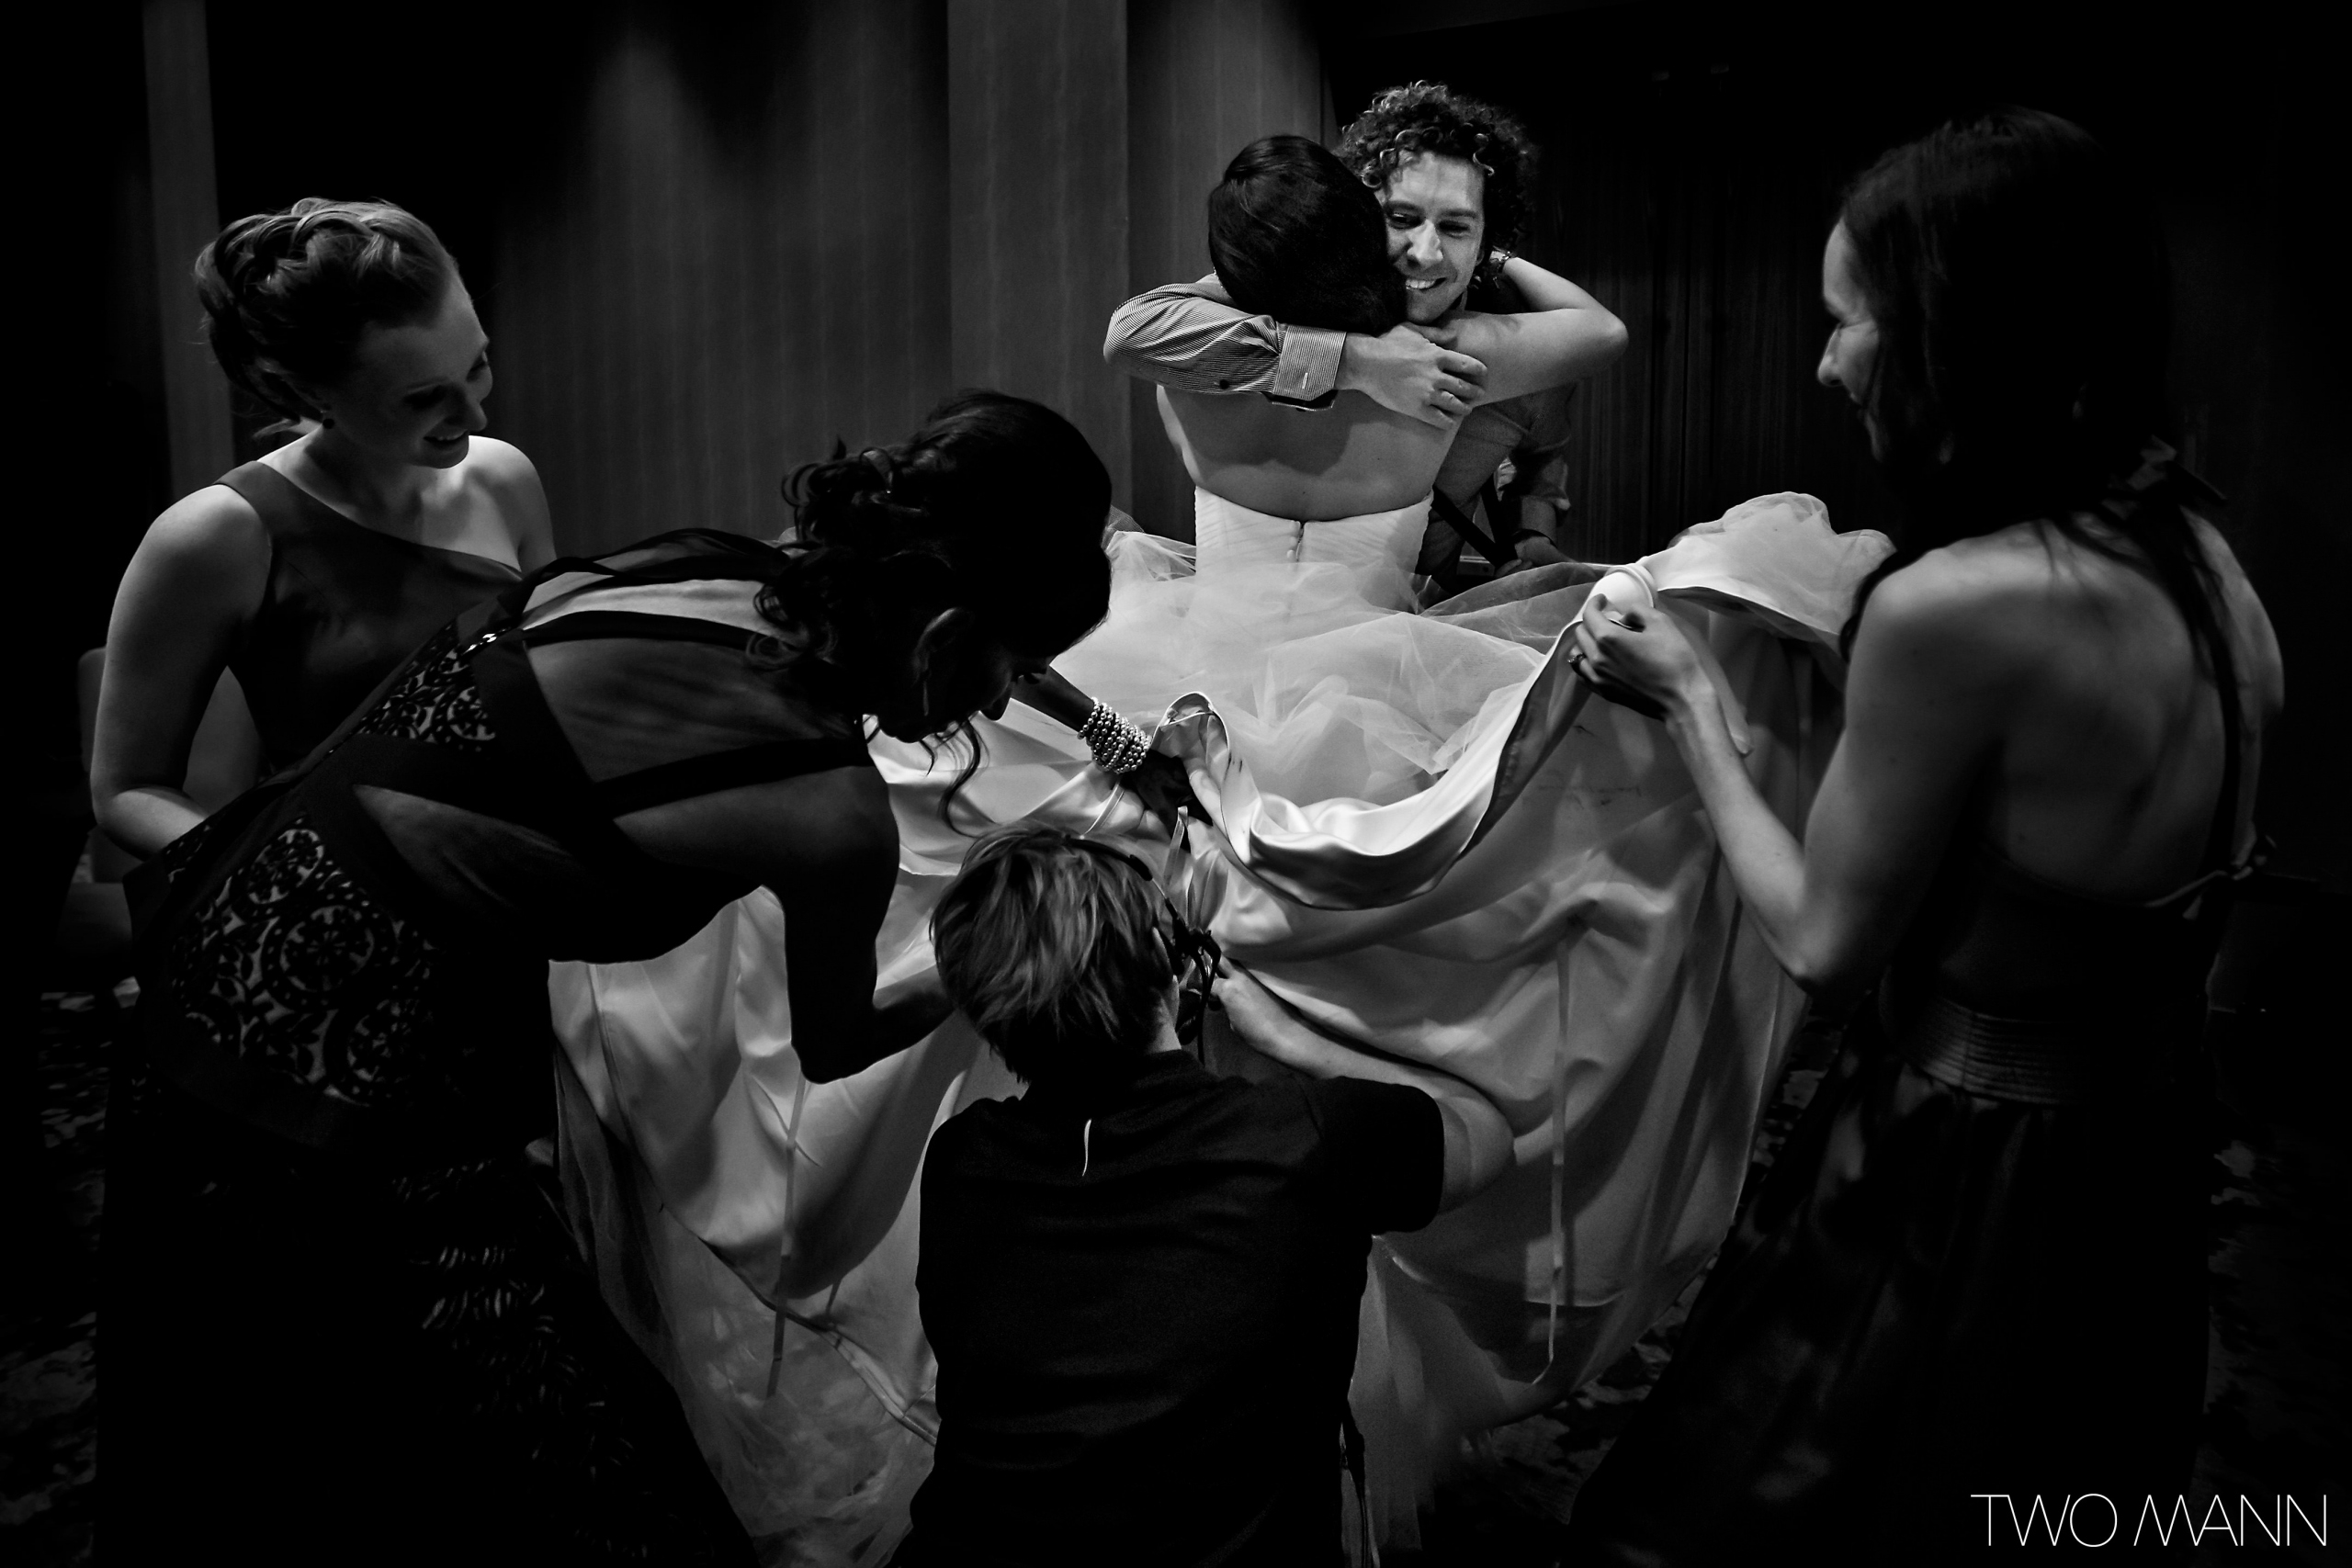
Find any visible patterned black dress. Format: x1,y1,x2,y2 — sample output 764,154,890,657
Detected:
104,535,870,1564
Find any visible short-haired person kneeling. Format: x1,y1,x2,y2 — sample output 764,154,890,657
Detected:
893,827,1511,1566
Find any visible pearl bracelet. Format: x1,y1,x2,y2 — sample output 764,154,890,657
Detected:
1079,702,1151,775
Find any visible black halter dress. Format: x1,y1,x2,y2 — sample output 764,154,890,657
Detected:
104,534,870,1565
215,458,522,771
1566,556,2253,1565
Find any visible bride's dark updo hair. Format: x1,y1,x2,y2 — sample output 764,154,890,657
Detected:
1209,135,1406,336
767,389,1112,716
195,197,458,418
1838,107,2228,681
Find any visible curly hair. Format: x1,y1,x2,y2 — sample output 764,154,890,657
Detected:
194,198,457,418
1338,81,1538,275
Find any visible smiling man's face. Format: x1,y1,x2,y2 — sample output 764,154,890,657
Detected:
1381,152,1486,323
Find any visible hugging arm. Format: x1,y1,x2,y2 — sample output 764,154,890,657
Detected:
1438,256,1627,404
1215,965,1511,1211
1105,276,1486,429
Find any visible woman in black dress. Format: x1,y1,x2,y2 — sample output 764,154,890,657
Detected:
1565,109,2282,1562
102,391,1115,1563
94,197,553,858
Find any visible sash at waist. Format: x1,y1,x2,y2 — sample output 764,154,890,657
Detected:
1884,987,2202,1107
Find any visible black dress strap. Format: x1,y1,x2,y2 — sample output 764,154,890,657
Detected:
515,611,771,653
592,738,874,816
468,633,659,878
2195,602,2245,877
1430,481,1512,566
484,530,787,632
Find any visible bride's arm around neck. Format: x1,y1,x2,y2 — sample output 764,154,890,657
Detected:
1440,256,1627,403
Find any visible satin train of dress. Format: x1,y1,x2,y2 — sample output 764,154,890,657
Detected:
550,491,1890,1562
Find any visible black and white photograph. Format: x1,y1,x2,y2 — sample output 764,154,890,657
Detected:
8,1,2340,1562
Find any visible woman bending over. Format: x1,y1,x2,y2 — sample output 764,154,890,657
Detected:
104,392,1114,1564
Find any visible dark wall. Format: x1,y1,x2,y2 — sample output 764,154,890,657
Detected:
203,0,1320,552
206,1,955,549
32,3,168,766
1325,0,2344,890
1127,0,1328,537
105,0,2347,892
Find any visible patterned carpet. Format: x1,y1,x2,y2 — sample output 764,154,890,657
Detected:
4,1000,2342,1565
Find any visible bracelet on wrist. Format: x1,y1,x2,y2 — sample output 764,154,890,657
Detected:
1079,702,1151,775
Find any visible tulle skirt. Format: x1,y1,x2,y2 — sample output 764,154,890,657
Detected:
550,492,1894,1561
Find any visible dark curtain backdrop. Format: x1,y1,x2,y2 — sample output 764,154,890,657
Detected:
1126,0,1328,537
1326,0,2340,888
492,2,954,551
152,0,2346,887
212,0,953,551
207,0,1319,550
947,0,1134,508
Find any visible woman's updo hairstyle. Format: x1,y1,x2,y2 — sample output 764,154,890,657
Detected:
195,197,458,418
769,390,1112,713
1209,135,1406,336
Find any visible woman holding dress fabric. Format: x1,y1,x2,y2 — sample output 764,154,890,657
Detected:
103,392,1114,1563
1565,108,2282,1563
552,130,1889,1562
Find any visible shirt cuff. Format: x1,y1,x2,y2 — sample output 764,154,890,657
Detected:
1265,325,1345,405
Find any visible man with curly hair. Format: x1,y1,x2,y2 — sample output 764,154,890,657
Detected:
1107,82,1623,586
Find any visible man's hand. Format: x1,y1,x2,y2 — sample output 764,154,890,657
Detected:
1339,324,1487,428
1500,535,1573,575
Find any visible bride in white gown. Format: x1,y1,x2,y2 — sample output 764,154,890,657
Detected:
551,136,1889,1564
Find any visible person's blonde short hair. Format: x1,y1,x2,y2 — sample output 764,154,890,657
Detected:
932,826,1175,1088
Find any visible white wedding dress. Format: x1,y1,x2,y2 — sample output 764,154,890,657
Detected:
549,489,1890,1562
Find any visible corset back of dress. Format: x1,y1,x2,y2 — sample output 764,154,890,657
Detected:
1191,489,1429,612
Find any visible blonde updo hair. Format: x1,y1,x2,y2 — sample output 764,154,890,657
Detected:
194,197,458,418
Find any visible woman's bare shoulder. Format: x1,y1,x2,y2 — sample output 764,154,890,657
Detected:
462,435,539,485
133,484,272,582
1845,529,2101,711
459,438,554,566
1869,530,2057,635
